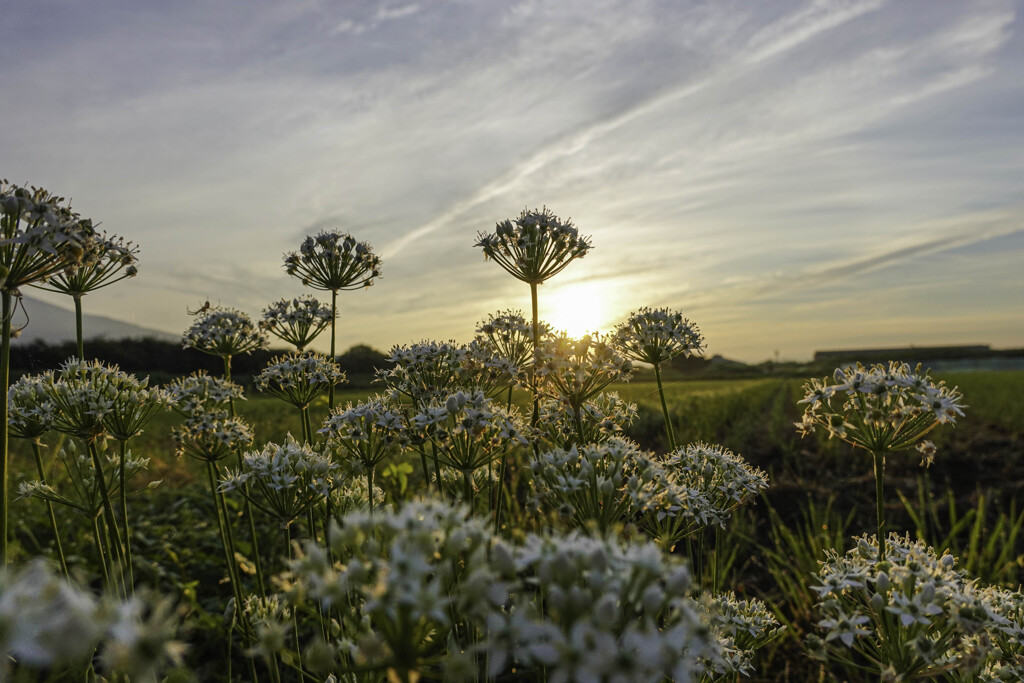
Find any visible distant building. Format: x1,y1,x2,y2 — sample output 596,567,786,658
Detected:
814,345,991,363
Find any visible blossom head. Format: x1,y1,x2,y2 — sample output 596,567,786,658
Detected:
412,390,528,472
796,362,966,455
164,370,245,418
0,180,96,292
319,395,408,471
375,340,472,407
475,207,591,285
255,352,346,409
283,231,381,292
182,306,267,358
8,372,57,440
260,296,334,351
220,436,339,525
35,232,139,296
535,331,633,406
613,307,704,366
172,412,254,462
537,392,637,449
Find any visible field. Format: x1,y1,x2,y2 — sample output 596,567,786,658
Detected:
8,369,1022,681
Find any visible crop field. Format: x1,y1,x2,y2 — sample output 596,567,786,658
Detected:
3,188,1022,682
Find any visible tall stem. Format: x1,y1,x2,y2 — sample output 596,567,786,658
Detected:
31,439,68,576
530,282,539,430
88,440,127,596
367,465,375,515
118,439,134,590
329,289,338,411
1,290,10,565
873,450,887,562
654,363,677,450
74,294,85,360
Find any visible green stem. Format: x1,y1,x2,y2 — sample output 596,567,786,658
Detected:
367,465,375,515
118,439,134,591
29,440,67,581
463,469,474,511
873,449,887,562
31,439,68,576
74,294,84,360
299,406,311,444
654,363,677,450
530,282,539,430
88,440,127,596
223,356,235,417
92,515,111,587
329,289,337,411
206,460,243,602
1,290,10,565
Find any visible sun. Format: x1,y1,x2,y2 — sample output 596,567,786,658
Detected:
540,281,614,338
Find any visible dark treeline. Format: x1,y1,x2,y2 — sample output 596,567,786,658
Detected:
10,338,392,387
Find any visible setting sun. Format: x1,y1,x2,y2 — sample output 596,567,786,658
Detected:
540,281,617,337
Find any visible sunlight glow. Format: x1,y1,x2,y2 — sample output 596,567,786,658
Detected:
540,281,616,338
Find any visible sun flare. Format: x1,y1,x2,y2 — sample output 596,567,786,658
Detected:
540,281,615,338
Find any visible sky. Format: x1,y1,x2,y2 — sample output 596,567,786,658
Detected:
2,0,1022,362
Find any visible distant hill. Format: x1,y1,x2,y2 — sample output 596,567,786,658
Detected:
10,295,177,345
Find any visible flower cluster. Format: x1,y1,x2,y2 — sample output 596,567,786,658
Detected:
255,353,346,409
708,592,784,676
475,207,592,284
813,533,1024,679
375,340,472,406
536,391,637,449
46,358,166,442
0,180,95,291
165,371,245,417
488,531,723,682
656,442,769,533
474,309,549,373
19,441,151,520
535,332,634,406
171,411,254,462
613,307,704,366
412,390,528,473
319,396,407,473
529,438,663,535
283,231,381,292
182,307,267,358
287,500,502,679
260,296,333,351
796,362,966,459
36,232,139,296
220,436,339,526
7,372,57,440
0,560,183,679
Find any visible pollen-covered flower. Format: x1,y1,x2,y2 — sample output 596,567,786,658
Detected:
45,359,138,441
796,362,966,456
220,436,339,526
283,231,381,292
475,207,591,284
613,307,704,366
260,296,334,352
474,310,550,375
182,306,267,358
255,353,346,409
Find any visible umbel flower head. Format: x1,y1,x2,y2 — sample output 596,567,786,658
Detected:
535,332,634,406
283,231,381,292
613,307,704,366
182,306,267,358
474,310,549,371
319,395,407,473
7,372,57,440
0,180,95,292
475,207,592,284
255,353,346,410
796,362,966,460
260,296,334,351
164,370,245,418
33,232,139,297
45,358,157,442
536,391,637,449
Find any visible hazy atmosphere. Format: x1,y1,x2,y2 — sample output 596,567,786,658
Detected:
3,0,1022,362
